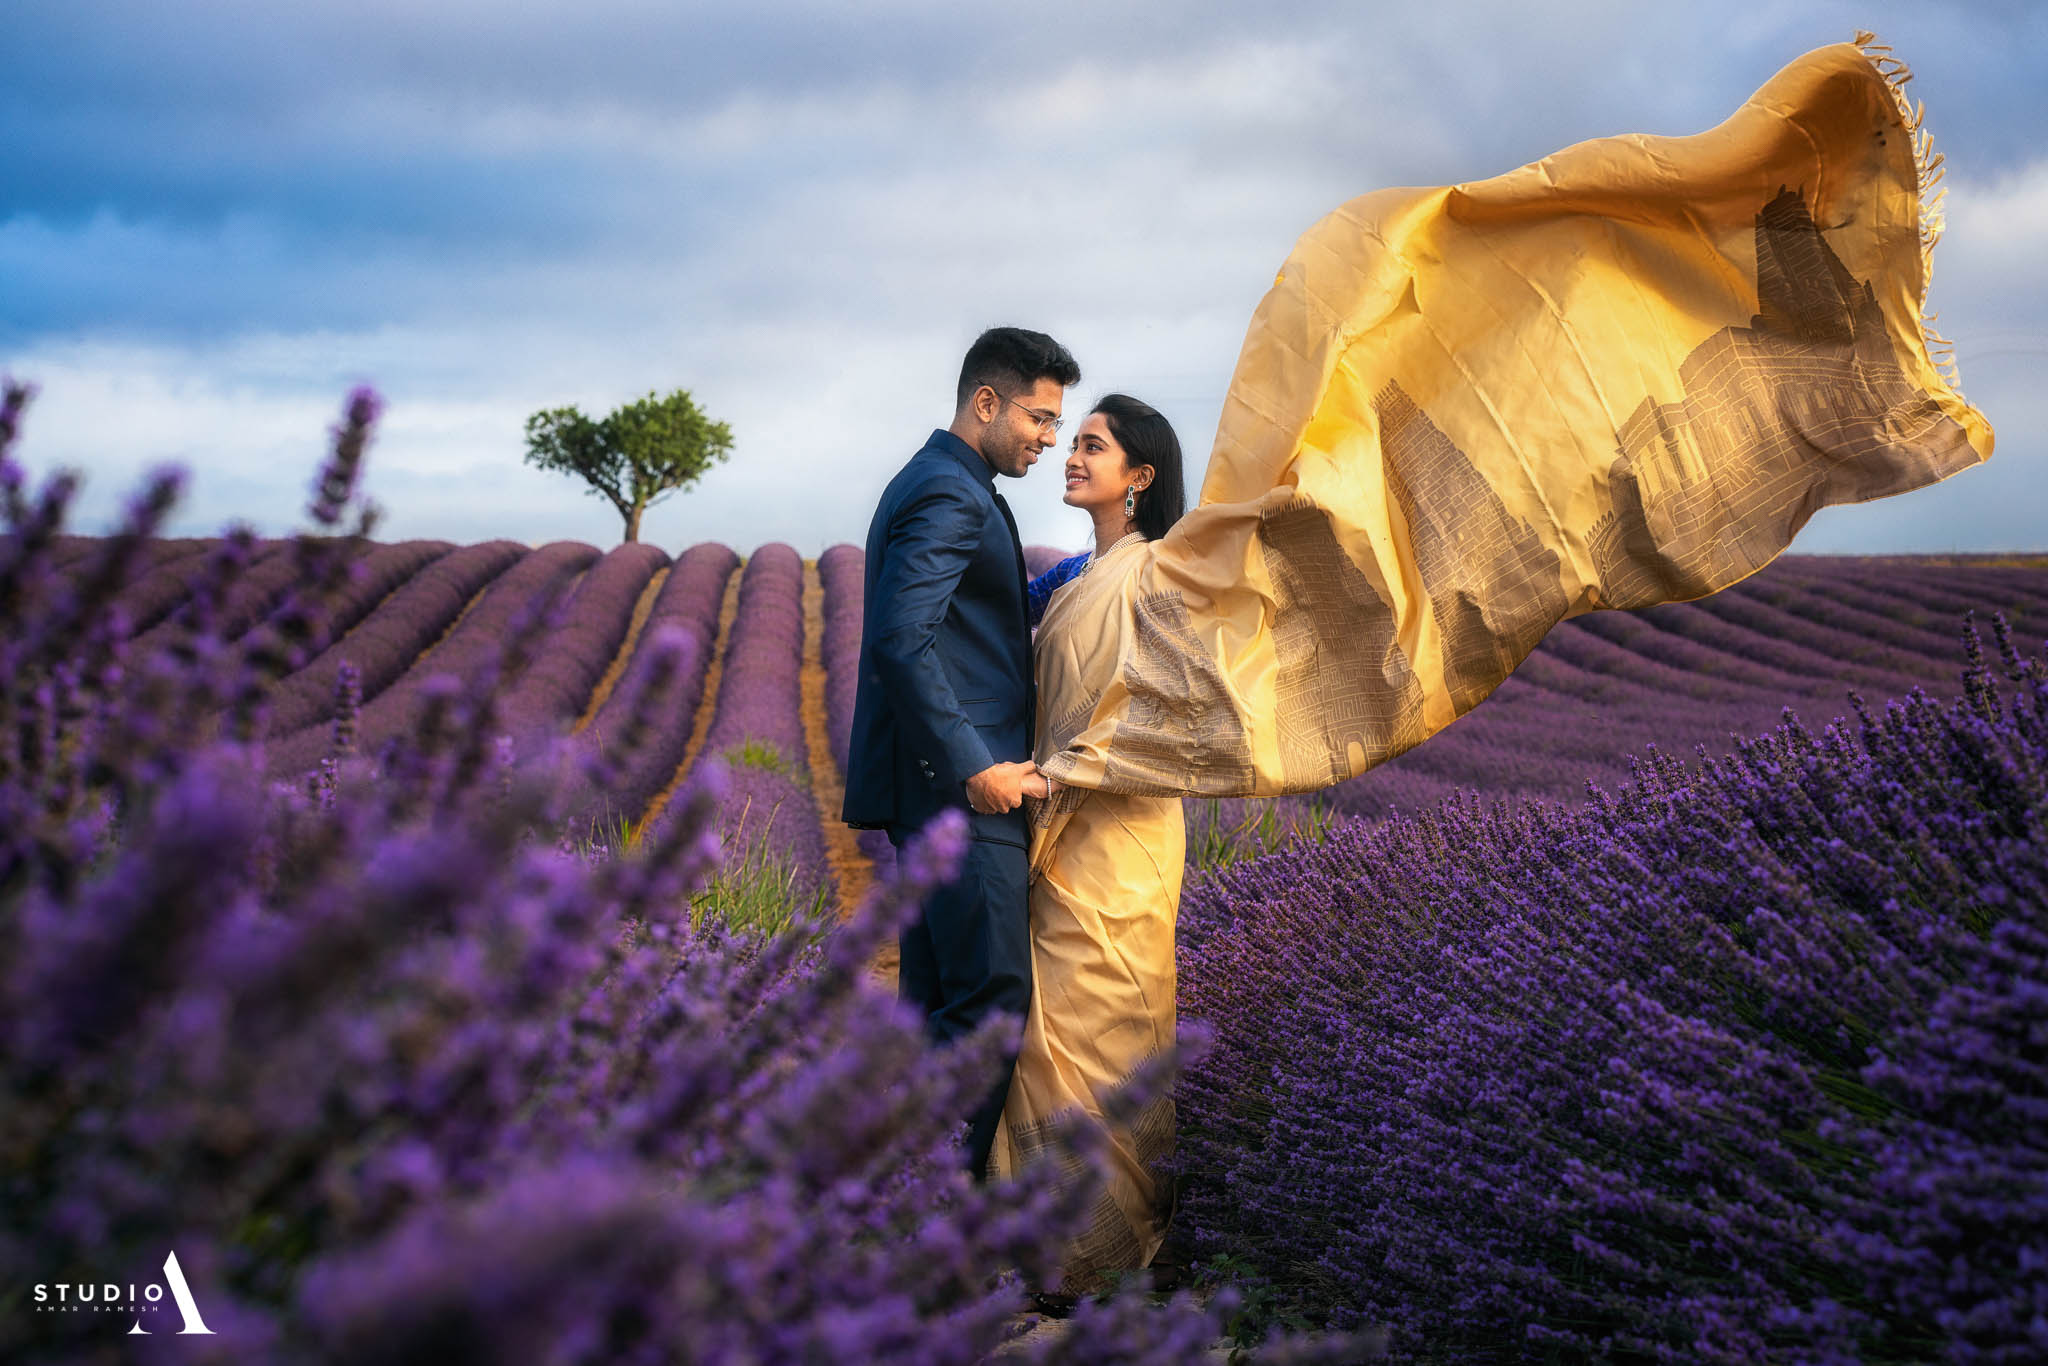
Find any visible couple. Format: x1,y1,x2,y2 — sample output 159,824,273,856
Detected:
842,326,1185,1299
841,32,1992,1309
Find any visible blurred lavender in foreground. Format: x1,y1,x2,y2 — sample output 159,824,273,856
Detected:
0,384,1371,1365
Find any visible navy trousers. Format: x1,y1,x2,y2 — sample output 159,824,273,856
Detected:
889,826,1032,1184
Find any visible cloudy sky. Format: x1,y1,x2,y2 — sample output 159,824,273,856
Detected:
4,0,2043,556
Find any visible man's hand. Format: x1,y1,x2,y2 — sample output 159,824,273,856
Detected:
965,760,1040,815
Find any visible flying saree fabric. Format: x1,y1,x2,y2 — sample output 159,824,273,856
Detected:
1031,35,1994,821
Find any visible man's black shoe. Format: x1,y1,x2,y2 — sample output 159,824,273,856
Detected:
1144,1256,1191,1294
1026,1291,1080,1319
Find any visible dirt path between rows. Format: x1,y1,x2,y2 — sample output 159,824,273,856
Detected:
797,560,897,989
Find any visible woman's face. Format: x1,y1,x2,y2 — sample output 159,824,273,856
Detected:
1061,412,1152,513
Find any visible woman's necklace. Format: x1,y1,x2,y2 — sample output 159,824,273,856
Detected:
1080,530,1142,579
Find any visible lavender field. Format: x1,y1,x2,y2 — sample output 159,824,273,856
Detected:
4,387,2042,1363
43,502,2044,902
32,506,2046,910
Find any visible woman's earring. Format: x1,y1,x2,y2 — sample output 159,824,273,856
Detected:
1124,485,1137,518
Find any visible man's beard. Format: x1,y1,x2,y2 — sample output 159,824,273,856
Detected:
992,431,1033,477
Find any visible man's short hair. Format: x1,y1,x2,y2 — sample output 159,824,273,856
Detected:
954,327,1081,411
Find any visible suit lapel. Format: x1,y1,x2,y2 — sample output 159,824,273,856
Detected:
989,490,1029,618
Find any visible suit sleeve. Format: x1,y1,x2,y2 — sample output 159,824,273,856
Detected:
870,475,997,793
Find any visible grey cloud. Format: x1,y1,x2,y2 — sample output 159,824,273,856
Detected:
1,0,2042,555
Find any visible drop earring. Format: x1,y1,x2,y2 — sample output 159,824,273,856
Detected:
1124,485,1137,518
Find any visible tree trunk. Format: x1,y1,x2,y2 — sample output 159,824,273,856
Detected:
623,503,643,543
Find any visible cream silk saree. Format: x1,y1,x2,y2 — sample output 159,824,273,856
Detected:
988,35,1993,1293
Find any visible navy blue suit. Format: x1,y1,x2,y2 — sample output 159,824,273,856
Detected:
843,428,1035,1182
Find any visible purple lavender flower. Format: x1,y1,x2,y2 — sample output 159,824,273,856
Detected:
1171,618,2047,1360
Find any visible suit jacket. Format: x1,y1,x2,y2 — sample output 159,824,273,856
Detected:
842,428,1035,846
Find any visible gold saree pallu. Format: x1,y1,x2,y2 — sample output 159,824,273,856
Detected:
1032,33,1994,817
998,33,1993,1296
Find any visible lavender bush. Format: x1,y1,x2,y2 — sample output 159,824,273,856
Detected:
0,380,1373,1366
1171,617,2046,1363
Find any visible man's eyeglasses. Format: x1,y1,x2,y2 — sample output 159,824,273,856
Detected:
995,392,1064,436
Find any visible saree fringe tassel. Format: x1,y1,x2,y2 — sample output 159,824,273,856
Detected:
1856,29,1965,396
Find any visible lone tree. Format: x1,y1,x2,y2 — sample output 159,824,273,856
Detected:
523,388,733,543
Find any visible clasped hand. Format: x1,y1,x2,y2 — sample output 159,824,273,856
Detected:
965,761,1056,815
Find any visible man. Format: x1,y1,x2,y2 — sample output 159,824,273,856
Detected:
843,325,1079,1183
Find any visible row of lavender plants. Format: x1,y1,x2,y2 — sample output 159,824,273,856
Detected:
1326,555,2047,824
658,543,835,921
818,543,863,772
552,541,738,848
261,539,601,776
1169,618,2046,1362
83,528,256,655
93,535,224,633
41,524,731,848
818,542,897,878
131,538,312,657
493,541,666,762
256,538,510,736
2,384,1372,1364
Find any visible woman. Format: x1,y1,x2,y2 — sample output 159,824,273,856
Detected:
990,33,1990,1307
988,395,1188,1301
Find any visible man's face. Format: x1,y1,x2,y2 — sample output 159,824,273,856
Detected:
980,375,1064,479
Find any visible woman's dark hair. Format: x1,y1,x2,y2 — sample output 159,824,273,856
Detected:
1092,393,1186,540
954,326,1082,410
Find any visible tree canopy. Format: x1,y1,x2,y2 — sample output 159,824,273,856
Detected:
523,388,732,543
